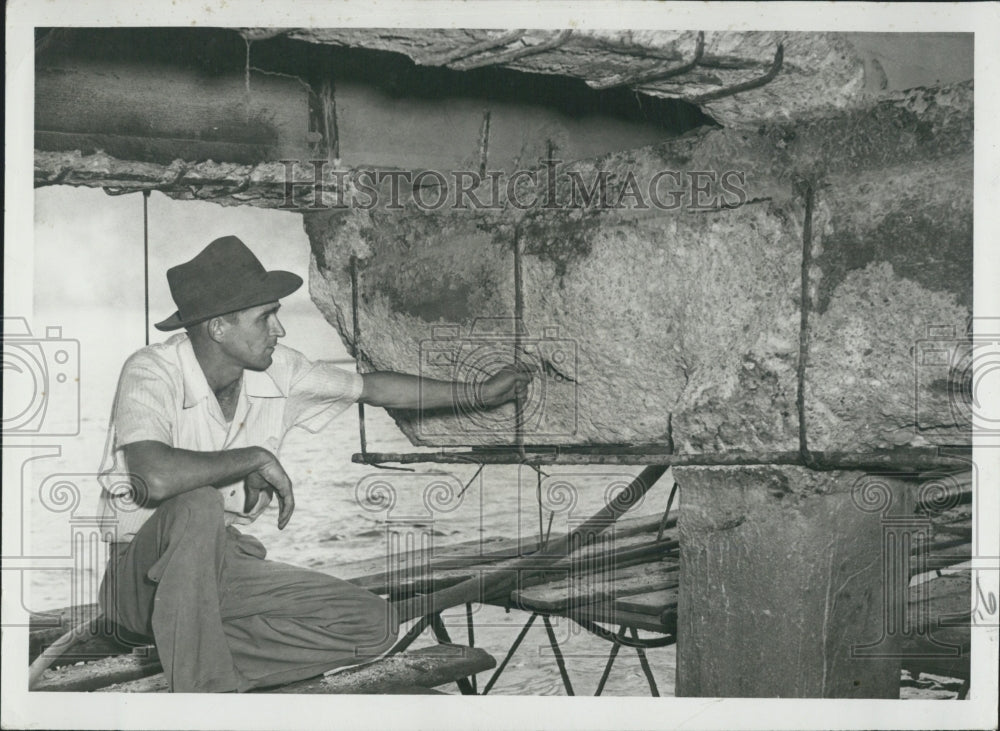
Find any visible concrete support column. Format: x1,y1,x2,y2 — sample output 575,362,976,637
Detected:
674,465,912,698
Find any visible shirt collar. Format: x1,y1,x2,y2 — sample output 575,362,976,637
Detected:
178,335,285,408
244,367,285,398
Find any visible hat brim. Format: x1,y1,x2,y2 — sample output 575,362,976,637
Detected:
154,270,303,331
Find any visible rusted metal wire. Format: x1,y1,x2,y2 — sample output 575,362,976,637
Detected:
535,468,544,548
797,183,819,470
142,191,150,347
590,32,705,91
350,256,368,460
689,42,784,104
655,479,678,543
450,29,573,71
343,256,409,476
420,29,527,67
352,447,971,471
512,225,526,460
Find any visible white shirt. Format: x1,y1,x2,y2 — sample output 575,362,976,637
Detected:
97,334,363,542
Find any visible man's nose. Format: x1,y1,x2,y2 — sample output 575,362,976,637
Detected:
270,315,286,338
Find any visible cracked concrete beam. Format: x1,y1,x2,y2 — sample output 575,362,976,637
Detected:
303,83,972,451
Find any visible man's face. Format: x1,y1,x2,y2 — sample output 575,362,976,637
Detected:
219,302,285,371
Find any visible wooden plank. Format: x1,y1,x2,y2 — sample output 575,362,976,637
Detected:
331,513,671,584
510,559,679,612
267,645,495,694
394,542,677,605
32,633,145,668
334,517,677,596
379,685,448,695
395,535,677,606
34,648,161,692
29,604,152,665
29,604,100,660
99,646,495,694
332,535,523,574
901,571,970,680
99,673,169,693
569,602,677,635
615,588,679,616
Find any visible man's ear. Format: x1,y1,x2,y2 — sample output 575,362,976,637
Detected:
206,315,229,344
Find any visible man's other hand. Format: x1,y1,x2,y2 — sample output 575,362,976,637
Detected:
243,470,273,515
245,456,295,529
480,364,534,408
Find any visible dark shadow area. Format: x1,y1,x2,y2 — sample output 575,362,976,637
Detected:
36,27,717,136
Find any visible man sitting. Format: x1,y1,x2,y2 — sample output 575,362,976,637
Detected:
97,235,530,692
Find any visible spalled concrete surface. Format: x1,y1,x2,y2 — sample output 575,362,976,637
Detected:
29,34,974,453
674,466,909,697
284,30,867,128
806,160,973,451
279,31,971,127
305,83,972,451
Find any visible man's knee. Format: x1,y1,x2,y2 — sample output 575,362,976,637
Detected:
165,485,224,517
172,485,225,509
358,595,399,654
156,485,225,535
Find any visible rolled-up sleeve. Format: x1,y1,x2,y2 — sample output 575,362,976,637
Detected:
284,358,364,434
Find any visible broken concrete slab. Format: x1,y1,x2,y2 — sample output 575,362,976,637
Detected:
282,30,871,127
304,83,971,452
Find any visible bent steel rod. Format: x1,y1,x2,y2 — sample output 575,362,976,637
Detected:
395,465,668,623
354,448,969,471
350,255,367,458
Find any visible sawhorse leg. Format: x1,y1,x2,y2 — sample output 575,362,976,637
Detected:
594,624,626,696
429,612,477,695
481,612,538,695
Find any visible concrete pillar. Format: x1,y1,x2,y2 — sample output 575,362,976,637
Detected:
674,465,912,698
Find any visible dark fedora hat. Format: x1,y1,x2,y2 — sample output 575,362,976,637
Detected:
155,236,303,331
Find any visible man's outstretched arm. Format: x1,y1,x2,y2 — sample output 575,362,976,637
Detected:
123,441,295,528
359,366,533,410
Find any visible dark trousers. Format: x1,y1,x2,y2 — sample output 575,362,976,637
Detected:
99,486,399,692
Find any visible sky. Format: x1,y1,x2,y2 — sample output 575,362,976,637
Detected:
32,186,354,422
